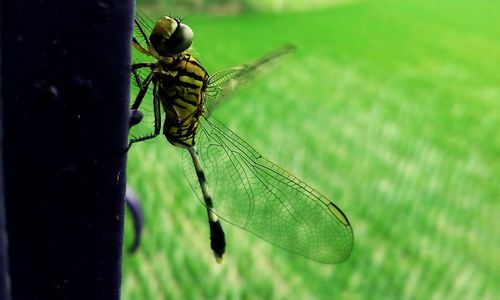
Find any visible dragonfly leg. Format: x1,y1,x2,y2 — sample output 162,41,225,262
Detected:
131,63,155,105
132,62,155,72
132,37,150,56
130,71,153,110
127,78,161,151
188,147,226,262
127,132,160,150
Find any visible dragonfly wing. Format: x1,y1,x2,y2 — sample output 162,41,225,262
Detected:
204,44,295,115
133,10,154,53
183,117,353,263
204,66,246,114
129,12,161,141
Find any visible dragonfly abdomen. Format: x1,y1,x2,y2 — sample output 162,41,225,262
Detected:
158,54,209,147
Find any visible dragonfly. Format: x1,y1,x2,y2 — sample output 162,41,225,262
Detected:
128,13,354,264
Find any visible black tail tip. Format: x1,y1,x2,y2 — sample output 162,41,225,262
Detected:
209,220,226,263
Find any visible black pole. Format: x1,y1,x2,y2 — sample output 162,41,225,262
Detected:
1,0,133,299
0,2,11,296
0,65,11,300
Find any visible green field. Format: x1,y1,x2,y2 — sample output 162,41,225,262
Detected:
123,0,500,299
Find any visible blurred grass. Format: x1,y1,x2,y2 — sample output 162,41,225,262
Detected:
124,0,500,299
136,0,353,14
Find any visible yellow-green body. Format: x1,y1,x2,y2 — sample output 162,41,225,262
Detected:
154,53,209,147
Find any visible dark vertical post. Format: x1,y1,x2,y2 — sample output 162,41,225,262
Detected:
1,0,133,299
0,52,11,300
0,3,12,297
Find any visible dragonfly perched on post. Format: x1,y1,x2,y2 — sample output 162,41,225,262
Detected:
128,12,354,264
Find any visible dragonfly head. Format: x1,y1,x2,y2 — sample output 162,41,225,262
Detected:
150,16,193,56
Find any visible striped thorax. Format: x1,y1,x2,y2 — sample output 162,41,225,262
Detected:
156,54,208,147
148,17,208,147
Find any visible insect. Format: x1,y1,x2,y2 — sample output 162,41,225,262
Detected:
129,13,354,264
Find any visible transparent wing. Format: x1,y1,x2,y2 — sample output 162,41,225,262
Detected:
204,44,295,115
132,10,155,56
129,12,157,141
183,117,353,263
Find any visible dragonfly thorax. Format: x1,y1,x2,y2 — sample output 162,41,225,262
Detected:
155,54,209,148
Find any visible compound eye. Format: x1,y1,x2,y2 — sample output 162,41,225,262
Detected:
168,22,193,54
150,17,193,56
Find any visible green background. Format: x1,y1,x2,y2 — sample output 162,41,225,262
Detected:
124,0,499,299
